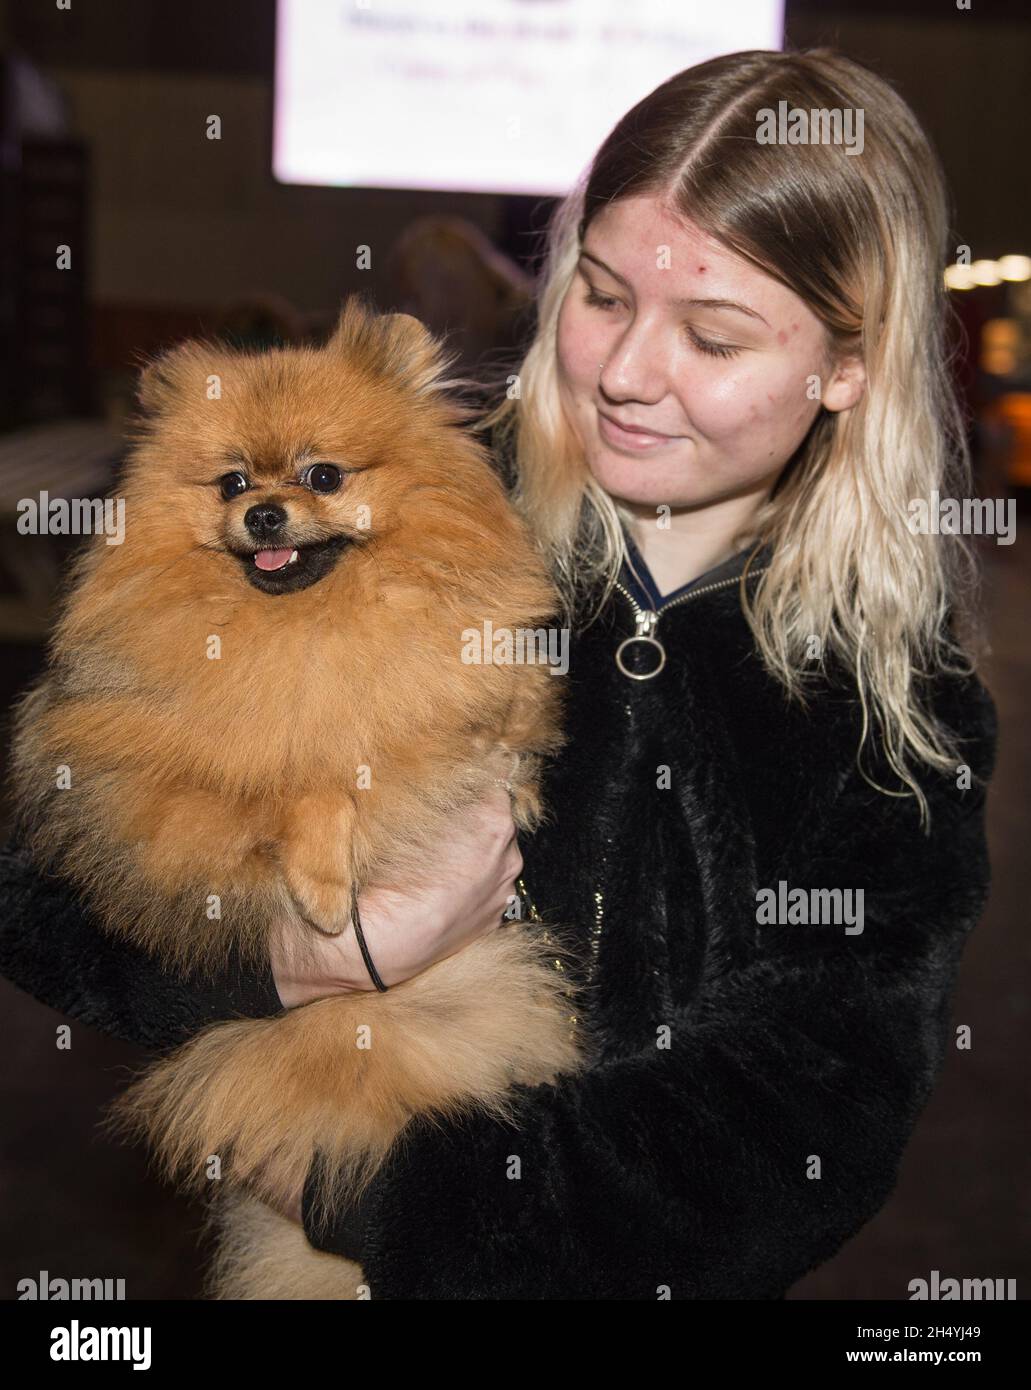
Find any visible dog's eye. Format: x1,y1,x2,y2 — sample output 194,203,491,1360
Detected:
219,471,249,500
303,463,343,495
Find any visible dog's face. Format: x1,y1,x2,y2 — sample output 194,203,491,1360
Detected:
215,448,370,597
123,299,482,600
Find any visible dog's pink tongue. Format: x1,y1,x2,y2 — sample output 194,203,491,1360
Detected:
254,548,294,572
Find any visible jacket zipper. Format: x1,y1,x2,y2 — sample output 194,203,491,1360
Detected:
519,561,770,1003
613,564,769,679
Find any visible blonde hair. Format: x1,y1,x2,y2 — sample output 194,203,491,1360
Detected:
473,47,987,829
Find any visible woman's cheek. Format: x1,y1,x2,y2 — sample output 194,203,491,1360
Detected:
679,361,766,435
758,381,825,462
556,302,597,393
753,367,827,454
703,361,815,434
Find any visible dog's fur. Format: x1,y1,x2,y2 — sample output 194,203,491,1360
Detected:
9,297,586,1298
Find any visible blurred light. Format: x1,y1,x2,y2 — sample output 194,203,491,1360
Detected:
970,259,1003,286
981,318,1018,375
945,254,1031,291
945,264,978,290
997,255,1031,282
273,0,787,196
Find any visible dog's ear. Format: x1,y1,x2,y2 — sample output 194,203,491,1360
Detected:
136,341,209,415
327,294,458,395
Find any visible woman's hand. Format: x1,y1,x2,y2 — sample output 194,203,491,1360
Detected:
269,783,523,1009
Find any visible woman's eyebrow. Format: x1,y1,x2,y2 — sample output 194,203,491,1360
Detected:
578,249,770,328
672,296,770,328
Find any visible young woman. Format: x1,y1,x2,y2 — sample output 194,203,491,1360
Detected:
1,48,998,1300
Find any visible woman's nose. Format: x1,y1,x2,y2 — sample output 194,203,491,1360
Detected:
598,325,672,404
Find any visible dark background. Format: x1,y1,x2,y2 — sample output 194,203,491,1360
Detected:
0,0,1028,1300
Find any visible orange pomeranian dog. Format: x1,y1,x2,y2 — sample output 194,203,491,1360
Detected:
9,296,587,1299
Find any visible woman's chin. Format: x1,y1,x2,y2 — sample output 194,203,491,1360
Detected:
585,451,707,510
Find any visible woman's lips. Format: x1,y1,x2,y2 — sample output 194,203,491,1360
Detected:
597,410,683,451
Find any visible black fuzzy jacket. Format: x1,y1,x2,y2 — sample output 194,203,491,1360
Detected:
0,539,998,1301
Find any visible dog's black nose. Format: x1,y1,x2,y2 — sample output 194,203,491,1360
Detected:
244,503,288,538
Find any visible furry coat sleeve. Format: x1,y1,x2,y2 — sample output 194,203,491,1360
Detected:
301,669,998,1299
0,830,285,1052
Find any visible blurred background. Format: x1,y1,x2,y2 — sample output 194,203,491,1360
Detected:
0,0,1028,1300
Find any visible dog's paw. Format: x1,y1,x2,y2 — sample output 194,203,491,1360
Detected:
286,874,353,937
279,794,358,936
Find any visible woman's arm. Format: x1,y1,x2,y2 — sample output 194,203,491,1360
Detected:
301,671,998,1297
0,832,285,1052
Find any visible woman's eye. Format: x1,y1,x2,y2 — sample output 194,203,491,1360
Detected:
584,285,740,360
218,471,249,500
687,329,740,360
303,463,343,494
584,287,620,312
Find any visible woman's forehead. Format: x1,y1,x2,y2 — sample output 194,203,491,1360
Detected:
583,198,810,325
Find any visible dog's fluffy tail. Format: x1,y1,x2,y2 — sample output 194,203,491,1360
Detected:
204,1188,366,1300
104,926,586,1226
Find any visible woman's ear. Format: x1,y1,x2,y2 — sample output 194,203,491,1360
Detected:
821,352,866,413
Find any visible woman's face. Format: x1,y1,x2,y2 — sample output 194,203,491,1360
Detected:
555,193,863,514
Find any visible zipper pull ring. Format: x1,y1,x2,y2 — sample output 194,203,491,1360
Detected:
615,609,667,680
